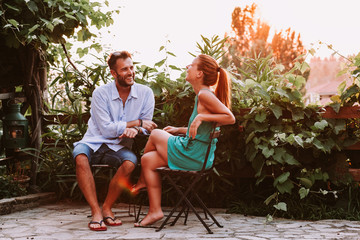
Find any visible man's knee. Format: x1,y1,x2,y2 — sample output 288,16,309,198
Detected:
75,154,90,170
117,160,136,176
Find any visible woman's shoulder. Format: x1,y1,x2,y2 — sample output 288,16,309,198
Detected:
198,89,216,102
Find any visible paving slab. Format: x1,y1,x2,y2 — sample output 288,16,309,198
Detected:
0,201,359,239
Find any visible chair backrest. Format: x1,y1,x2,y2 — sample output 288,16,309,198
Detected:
201,123,221,172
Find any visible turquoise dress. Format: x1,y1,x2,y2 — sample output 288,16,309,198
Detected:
167,92,219,171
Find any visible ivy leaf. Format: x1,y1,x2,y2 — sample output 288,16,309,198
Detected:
255,111,266,123
245,131,255,144
159,46,165,51
312,138,325,152
269,105,282,119
284,153,300,166
294,135,304,147
76,47,89,58
262,147,274,159
291,108,304,121
264,192,277,205
8,19,19,28
273,148,286,164
299,187,310,199
273,202,287,211
266,214,273,223
275,179,294,194
274,172,290,185
298,177,313,188
90,43,102,53
314,120,328,130
334,119,346,134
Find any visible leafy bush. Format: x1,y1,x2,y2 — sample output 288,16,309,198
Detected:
0,174,27,199
38,34,360,221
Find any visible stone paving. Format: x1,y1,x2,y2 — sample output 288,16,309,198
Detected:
1,201,360,240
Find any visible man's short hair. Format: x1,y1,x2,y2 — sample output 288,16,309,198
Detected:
107,51,132,70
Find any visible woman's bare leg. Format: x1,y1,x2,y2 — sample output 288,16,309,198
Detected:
134,129,171,226
132,129,171,193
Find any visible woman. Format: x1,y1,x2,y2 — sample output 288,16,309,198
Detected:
133,54,235,227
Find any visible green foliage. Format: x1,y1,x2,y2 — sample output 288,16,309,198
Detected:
228,51,358,218
38,33,360,221
329,51,360,108
0,0,116,49
0,173,27,199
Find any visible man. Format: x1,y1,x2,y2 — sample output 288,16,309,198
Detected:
73,51,157,231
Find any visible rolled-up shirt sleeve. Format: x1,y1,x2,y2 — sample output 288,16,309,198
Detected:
91,89,126,138
139,89,155,135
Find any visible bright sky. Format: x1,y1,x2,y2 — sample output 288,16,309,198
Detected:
96,0,360,70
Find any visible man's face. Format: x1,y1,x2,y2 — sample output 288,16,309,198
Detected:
111,57,135,87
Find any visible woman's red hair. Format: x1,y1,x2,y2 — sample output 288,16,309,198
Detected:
196,54,231,108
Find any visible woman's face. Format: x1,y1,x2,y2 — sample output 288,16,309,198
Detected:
185,57,201,83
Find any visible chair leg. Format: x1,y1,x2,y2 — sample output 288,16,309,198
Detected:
191,191,223,228
157,174,214,234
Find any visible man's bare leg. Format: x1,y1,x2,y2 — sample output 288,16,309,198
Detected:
76,154,105,230
102,160,135,225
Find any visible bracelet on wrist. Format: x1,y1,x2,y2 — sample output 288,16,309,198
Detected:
133,126,140,133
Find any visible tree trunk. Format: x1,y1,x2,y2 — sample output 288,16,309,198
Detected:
19,45,45,189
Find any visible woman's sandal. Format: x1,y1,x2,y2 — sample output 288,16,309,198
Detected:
134,219,157,228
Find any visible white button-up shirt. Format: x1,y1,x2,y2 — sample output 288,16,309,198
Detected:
74,81,155,152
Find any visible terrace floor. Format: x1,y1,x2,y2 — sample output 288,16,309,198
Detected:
1,195,360,240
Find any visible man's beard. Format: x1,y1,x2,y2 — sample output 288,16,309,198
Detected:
116,73,134,87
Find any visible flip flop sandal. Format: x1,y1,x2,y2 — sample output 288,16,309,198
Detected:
88,220,107,231
103,216,122,226
134,219,157,228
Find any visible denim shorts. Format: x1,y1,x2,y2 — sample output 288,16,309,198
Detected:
72,143,137,169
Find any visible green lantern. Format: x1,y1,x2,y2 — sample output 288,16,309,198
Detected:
2,103,29,151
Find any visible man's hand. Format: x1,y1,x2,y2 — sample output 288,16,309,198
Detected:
142,120,157,132
119,128,138,138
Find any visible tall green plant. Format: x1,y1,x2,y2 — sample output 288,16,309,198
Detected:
231,53,353,220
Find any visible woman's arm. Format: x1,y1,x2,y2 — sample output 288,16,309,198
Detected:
163,126,187,135
197,90,235,125
189,90,235,139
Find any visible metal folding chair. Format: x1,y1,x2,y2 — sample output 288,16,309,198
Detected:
155,124,223,234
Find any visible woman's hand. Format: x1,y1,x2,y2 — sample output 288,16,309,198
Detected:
163,126,179,135
189,115,202,139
